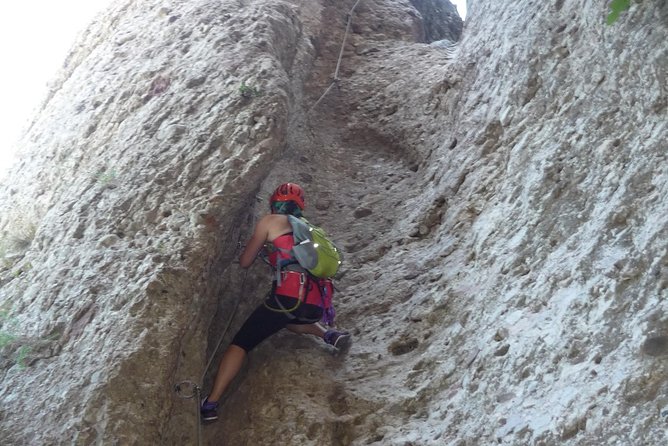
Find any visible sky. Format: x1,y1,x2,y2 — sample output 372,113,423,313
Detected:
0,1,112,179
0,0,466,179
452,0,467,20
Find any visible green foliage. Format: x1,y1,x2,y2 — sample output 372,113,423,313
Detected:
0,309,35,369
16,345,31,369
96,169,118,186
607,0,631,25
0,331,16,348
11,262,32,279
0,309,17,345
239,82,262,98
0,309,18,359
1,207,39,261
3,221,37,254
0,238,8,269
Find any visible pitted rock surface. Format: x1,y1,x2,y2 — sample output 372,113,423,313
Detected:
0,0,666,445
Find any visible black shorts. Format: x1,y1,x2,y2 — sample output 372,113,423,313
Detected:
231,294,323,352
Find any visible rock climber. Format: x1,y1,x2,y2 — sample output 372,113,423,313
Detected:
200,182,350,422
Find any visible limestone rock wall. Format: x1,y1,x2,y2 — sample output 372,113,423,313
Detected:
0,0,321,443
0,0,666,445
329,0,668,444
409,0,463,42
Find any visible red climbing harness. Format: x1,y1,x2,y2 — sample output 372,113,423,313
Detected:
274,271,333,307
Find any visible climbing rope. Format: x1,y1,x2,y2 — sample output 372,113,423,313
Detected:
172,209,256,445
173,265,249,446
174,380,203,446
171,0,364,437
199,266,250,384
308,0,362,113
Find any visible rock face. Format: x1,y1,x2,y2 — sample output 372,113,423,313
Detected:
0,0,666,445
409,0,463,42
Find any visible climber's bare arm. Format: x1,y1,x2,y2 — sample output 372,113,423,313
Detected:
239,216,271,268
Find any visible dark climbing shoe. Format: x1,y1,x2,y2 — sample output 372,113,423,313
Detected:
324,329,352,352
200,398,219,422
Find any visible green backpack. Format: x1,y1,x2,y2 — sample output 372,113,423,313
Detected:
288,216,342,278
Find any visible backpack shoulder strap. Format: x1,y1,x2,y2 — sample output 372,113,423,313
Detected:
288,215,312,242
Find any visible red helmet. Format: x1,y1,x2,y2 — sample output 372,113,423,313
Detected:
270,183,305,210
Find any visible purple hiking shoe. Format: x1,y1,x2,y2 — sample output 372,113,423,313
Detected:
200,397,219,422
324,329,352,352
